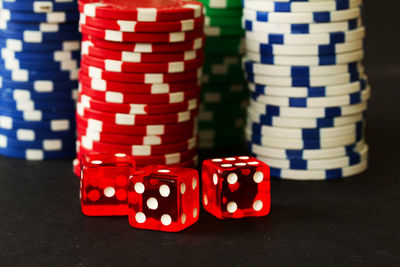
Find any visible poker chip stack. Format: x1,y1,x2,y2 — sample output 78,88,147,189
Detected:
75,0,204,173
197,0,248,149
0,0,80,160
243,0,370,180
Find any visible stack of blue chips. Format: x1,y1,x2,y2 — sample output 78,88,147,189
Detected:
0,0,80,160
242,0,370,180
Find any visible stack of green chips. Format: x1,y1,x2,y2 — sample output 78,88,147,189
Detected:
198,0,248,149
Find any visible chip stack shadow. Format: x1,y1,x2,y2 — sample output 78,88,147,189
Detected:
243,0,369,180
198,0,248,149
74,0,205,175
0,0,80,160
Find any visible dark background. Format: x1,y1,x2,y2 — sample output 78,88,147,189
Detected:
1,1,399,266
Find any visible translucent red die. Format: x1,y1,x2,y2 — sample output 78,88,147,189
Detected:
80,153,135,216
202,156,271,219
128,165,199,232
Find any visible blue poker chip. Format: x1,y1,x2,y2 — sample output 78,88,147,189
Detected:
0,20,78,32
1,1,77,13
0,9,79,23
247,131,363,149
248,140,366,161
0,67,79,82
243,7,362,24
245,40,364,56
244,61,363,77
249,121,364,140
246,71,361,87
0,127,76,141
243,0,361,13
0,146,75,160
1,78,79,91
246,50,363,65
0,134,75,150
248,111,367,128
244,18,361,34
248,78,368,97
0,107,75,121
0,115,75,131
0,98,76,111
0,29,81,42
0,49,80,61
0,87,77,101
248,102,367,119
251,89,370,108
0,58,79,71
254,149,367,171
0,39,80,52
269,160,368,180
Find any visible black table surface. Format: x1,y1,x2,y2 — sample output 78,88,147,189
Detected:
1,2,400,266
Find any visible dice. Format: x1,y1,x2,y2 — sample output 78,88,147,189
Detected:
202,156,270,219
128,165,199,232
80,153,135,216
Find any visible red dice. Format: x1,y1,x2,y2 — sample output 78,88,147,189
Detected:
128,165,200,232
80,153,135,216
202,156,271,219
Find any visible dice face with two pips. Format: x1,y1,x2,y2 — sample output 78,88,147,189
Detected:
128,165,200,232
80,153,135,216
202,156,271,219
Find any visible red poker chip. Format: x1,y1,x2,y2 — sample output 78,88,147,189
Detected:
76,114,197,136
82,42,204,63
82,36,205,53
81,54,203,73
80,63,202,83
79,72,201,93
80,15,205,33
77,102,198,125
80,24,204,43
79,85,200,104
73,155,197,177
78,145,198,166
77,135,197,156
78,0,203,22
79,94,198,115
77,125,197,145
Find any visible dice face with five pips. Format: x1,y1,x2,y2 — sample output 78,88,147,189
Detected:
80,153,136,216
128,165,200,232
202,156,271,220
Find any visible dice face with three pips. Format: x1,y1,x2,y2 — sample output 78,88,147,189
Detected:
202,156,271,219
80,153,135,216
128,165,200,232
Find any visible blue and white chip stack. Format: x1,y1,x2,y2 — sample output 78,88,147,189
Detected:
0,0,80,160
242,0,369,180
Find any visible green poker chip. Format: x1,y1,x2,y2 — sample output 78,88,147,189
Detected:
199,128,245,140
198,124,246,135
202,73,246,84
202,64,243,74
198,119,245,130
199,0,242,9
202,83,247,93
201,93,249,105
198,135,245,149
205,16,242,27
199,108,247,121
205,26,244,37
204,7,243,17
204,54,242,65
204,37,245,54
